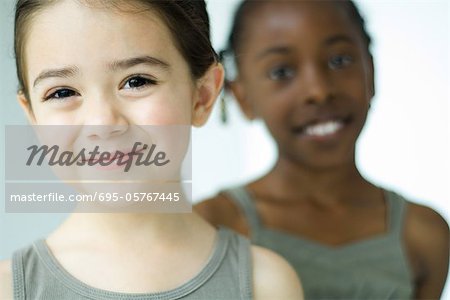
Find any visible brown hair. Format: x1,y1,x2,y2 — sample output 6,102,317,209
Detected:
14,0,218,100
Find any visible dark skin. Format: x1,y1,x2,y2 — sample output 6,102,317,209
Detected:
196,1,449,298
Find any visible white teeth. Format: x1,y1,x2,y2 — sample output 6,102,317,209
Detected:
305,120,343,137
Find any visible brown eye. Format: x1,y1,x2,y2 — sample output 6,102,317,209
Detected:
122,76,156,90
268,65,296,81
328,55,353,70
45,88,79,101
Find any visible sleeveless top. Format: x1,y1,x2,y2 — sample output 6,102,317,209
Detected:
12,227,252,300
225,187,414,299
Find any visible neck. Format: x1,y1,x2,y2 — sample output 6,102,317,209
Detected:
50,211,211,249
259,156,373,203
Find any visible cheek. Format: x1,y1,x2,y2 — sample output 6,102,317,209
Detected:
32,106,77,126
258,100,290,139
130,91,193,125
132,103,189,124
337,66,371,98
33,123,79,161
258,87,295,121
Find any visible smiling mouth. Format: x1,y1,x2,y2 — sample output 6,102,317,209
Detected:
81,147,146,165
293,116,352,138
305,119,344,136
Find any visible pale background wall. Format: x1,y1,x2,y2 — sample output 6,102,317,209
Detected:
1,0,449,297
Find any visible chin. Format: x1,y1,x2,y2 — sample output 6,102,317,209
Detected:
287,151,355,171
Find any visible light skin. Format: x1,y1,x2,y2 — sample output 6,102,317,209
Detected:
195,1,449,298
0,0,303,299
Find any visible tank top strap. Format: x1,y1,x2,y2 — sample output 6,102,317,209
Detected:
12,248,26,300
385,190,407,238
223,186,263,237
234,229,253,299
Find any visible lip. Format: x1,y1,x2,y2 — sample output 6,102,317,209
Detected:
80,147,146,169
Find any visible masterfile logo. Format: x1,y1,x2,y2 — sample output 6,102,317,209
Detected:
5,125,192,213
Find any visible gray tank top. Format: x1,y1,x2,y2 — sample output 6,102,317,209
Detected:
225,187,414,299
12,227,252,300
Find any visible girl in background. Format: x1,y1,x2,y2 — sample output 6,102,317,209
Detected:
0,0,302,299
196,0,449,298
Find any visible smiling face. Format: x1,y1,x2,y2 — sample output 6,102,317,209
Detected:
14,0,223,199
232,1,374,170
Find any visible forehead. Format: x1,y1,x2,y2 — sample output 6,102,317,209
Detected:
24,0,182,79
239,1,361,51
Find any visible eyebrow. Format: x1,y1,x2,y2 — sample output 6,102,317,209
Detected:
108,55,170,71
32,56,170,89
323,34,355,46
33,67,79,88
255,34,356,62
256,46,292,61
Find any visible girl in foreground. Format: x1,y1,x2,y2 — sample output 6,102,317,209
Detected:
0,0,302,299
196,0,449,298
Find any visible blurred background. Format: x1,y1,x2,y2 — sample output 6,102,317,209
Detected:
1,0,449,297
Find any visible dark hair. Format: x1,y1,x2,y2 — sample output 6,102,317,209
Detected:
14,0,218,100
222,0,372,66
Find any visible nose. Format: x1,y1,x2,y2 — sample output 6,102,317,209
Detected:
81,93,128,140
301,63,335,105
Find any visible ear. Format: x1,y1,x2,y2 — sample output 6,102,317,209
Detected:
192,63,225,127
17,91,36,124
229,79,256,120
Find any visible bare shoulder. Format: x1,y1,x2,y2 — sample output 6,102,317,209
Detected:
194,193,250,236
251,246,303,300
404,201,449,298
0,259,13,300
405,201,449,245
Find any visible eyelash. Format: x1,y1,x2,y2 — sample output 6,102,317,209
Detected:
268,65,296,81
328,54,354,69
44,88,79,101
121,75,157,90
42,75,157,102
